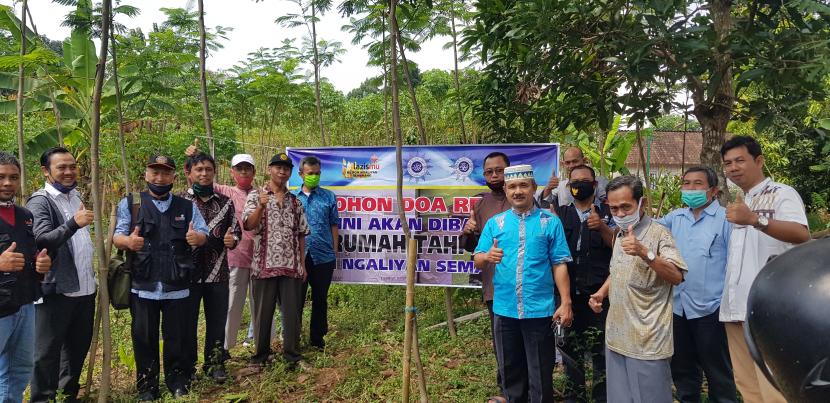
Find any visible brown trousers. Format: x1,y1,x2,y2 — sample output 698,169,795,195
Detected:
724,322,787,403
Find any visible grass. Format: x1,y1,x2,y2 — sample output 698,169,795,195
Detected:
80,285,503,402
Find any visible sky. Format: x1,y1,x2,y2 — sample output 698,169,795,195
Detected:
3,0,461,93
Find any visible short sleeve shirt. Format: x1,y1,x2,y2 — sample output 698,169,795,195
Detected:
474,207,572,319
242,187,310,279
605,216,688,360
293,187,339,265
719,178,808,322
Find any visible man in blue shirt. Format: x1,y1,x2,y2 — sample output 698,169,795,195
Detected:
292,155,339,350
113,154,209,401
475,164,572,403
656,166,737,403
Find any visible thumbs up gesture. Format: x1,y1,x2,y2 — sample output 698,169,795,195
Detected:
586,205,604,230
0,242,25,272
462,209,478,235
258,188,270,208
486,239,504,264
185,138,199,157
186,222,206,247
726,193,758,226
35,248,51,274
223,226,236,249
74,203,94,228
127,226,145,252
621,224,646,258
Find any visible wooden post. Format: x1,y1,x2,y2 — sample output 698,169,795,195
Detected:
444,288,457,338
402,238,417,402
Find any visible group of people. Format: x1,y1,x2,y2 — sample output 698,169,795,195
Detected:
464,136,810,403
0,144,340,402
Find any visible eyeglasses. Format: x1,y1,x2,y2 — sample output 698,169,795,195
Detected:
483,168,505,176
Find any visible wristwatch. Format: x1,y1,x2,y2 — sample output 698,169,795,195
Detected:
753,215,769,230
645,250,656,263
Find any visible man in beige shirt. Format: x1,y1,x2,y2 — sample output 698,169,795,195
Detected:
589,175,687,403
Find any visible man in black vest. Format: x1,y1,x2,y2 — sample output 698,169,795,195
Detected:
26,147,96,403
113,154,208,401
553,164,615,403
0,152,51,403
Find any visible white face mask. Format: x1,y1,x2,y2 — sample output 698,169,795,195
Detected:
612,198,643,230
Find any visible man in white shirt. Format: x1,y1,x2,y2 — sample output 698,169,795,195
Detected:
719,136,811,403
539,147,608,208
26,147,96,402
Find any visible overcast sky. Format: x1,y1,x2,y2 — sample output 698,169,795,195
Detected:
4,0,461,93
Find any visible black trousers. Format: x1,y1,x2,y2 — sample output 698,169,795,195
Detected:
301,254,335,348
485,300,504,395
494,315,555,403
129,293,190,396
184,282,229,376
671,310,738,403
561,290,608,403
30,293,96,403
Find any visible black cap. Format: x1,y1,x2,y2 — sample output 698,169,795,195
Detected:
268,153,293,168
146,154,176,170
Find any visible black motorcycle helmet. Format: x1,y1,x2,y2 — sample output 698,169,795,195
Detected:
746,237,830,403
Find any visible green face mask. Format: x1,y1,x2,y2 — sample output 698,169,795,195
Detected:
192,182,214,197
304,174,321,189
681,189,709,208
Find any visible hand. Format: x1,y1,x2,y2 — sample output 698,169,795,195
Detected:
185,138,199,157
726,193,758,226
259,189,270,208
621,224,647,259
588,291,605,313
552,301,573,327
462,209,477,235
223,227,236,248
0,242,25,272
185,222,202,247
586,205,604,230
74,203,94,228
127,226,145,251
543,175,560,197
486,239,504,264
301,266,308,282
35,248,51,274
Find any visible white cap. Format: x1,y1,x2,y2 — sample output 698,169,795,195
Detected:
504,164,534,182
231,154,255,167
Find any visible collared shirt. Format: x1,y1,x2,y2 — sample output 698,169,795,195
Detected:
180,189,242,283
43,183,96,297
657,200,731,319
720,178,808,322
214,184,255,269
115,192,209,300
571,197,615,252
460,190,510,302
540,176,609,207
605,215,687,360
293,186,339,265
242,187,310,279
474,207,572,319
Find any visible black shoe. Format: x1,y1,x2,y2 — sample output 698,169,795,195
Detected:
137,391,158,401
211,367,228,384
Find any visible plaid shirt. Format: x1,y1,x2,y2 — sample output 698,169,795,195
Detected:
180,189,241,283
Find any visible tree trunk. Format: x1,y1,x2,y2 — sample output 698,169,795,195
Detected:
90,1,113,401
396,35,427,145
198,0,215,157
382,17,390,145
311,5,326,146
16,0,28,197
110,28,131,196
449,1,467,144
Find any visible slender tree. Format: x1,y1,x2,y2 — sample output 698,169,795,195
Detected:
446,0,466,143
89,0,113,400
110,15,130,195
197,0,215,156
15,0,28,196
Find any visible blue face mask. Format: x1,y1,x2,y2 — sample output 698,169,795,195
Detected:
681,190,709,209
51,181,77,194
612,198,643,230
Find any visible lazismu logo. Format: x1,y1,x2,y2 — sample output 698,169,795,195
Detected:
341,155,381,179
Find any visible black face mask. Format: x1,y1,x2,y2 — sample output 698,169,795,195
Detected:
487,181,505,192
147,182,174,197
570,181,595,201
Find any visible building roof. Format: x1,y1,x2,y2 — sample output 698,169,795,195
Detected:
624,130,702,167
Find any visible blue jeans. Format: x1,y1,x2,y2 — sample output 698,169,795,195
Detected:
0,303,35,403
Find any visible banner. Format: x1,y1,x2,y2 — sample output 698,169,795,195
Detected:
287,144,559,288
